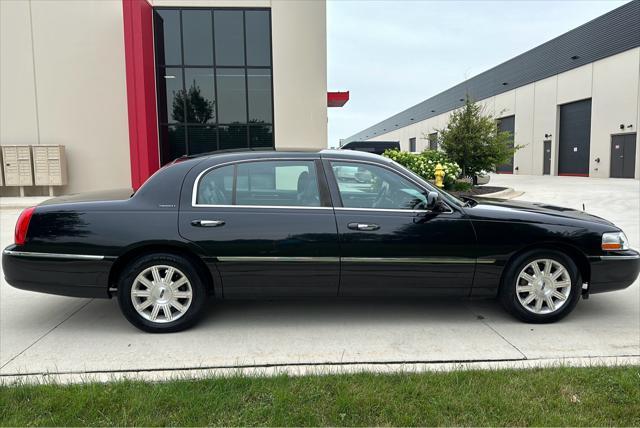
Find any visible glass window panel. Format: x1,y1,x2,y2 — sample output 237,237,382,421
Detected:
214,10,245,66
196,165,234,205
158,68,184,124
236,161,320,207
245,11,271,66
249,125,273,149
216,68,246,123
184,68,215,124
218,125,248,150
159,125,186,165
182,10,213,65
331,162,427,210
153,10,181,65
187,125,217,155
247,69,272,123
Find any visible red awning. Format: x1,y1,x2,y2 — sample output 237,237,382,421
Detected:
328,91,349,107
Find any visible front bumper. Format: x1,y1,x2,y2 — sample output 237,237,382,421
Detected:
2,246,113,298
588,250,640,294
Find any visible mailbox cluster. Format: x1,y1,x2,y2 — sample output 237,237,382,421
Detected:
1,145,67,196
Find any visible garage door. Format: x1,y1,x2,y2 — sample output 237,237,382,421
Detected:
558,99,591,176
496,116,515,174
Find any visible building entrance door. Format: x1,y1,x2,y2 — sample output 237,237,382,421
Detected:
610,134,637,178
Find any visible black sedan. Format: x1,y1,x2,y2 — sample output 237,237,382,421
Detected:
3,150,639,332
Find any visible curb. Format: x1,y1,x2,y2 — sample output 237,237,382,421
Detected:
0,197,51,210
477,187,523,200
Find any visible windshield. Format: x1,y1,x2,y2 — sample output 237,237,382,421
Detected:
387,159,466,208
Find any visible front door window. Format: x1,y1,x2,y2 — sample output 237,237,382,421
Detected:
331,162,427,210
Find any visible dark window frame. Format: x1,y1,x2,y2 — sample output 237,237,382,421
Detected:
154,7,275,164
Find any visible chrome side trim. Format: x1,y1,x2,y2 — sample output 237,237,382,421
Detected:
217,256,339,263
600,255,640,260
2,250,104,261
216,256,495,264
340,257,495,264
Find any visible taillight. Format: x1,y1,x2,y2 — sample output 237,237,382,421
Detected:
14,206,35,245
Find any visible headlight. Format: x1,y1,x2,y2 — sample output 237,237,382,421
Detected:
602,232,629,251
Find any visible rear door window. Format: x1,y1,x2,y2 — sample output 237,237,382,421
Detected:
195,160,321,207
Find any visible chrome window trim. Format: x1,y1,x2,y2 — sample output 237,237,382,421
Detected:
191,157,321,208
325,157,454,214
2,250,104,261
600,254,640,260
193,204,332,210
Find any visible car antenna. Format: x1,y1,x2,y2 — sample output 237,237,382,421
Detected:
582,203,586,211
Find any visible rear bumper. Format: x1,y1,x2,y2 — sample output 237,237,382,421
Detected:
2,246,113,298
588,250,640,294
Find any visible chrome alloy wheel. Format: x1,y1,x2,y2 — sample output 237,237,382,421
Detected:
130,265,193,323
515,259,571,314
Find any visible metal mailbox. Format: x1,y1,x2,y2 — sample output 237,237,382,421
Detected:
2,145,33,187
33,145,68,187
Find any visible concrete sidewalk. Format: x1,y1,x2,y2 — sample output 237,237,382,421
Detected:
1,175,638,384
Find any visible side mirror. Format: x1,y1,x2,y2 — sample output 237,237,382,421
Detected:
426,191,440,210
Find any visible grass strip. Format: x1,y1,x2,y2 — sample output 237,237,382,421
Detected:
1,365,638,426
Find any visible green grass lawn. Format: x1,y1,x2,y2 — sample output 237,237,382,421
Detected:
1,366,638,426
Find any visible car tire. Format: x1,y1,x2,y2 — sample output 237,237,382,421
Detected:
499,249,581,323
117,253,208,333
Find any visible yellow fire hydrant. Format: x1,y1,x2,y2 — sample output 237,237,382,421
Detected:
434,163,445,188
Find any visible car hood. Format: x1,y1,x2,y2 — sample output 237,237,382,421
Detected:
39,188,134,206
467,197,614,226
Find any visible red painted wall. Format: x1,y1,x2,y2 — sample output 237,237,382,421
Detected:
122,0,159,189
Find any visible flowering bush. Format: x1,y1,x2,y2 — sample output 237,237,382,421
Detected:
382,149,462,189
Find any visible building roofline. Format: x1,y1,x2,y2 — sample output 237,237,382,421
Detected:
343,0,640,143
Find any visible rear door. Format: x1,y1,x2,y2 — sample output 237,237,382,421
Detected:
324,158,477,297
179,157,340,298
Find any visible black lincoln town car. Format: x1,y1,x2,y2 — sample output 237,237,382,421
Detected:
3,150,639,332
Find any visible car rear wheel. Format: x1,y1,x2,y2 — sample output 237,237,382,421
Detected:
499,249,581,323
117,253,207,333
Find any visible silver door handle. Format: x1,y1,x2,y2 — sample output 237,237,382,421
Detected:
348,222,380,231
191,220,225,227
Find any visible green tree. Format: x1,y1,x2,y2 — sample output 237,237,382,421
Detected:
438,97,521,179
172,81,214,124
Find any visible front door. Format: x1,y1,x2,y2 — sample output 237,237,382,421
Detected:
325,159,476,297
179,158,340,298
496,116,515,174
543,140,552,175
610,134,637,178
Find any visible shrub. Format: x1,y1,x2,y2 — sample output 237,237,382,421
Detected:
438,96,522,178
382,149,462,189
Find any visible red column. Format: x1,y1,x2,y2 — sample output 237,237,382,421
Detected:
122,0,159,189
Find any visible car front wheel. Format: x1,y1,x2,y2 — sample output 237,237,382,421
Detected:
117,253,207,333
500,250,581,323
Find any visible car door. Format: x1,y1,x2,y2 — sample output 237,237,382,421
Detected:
324,158,477,297
179,157,340,298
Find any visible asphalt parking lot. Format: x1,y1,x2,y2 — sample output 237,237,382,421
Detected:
1,174,639,383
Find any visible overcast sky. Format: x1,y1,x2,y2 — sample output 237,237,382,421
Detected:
327,0,628,147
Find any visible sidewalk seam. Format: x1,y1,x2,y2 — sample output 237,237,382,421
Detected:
0,299,94,370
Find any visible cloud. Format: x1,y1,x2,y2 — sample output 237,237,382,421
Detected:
327,0,628,147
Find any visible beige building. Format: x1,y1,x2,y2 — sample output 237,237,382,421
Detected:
1,0,330,195
343,1,640,180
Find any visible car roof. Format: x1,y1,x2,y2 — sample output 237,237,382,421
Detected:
173,148,393,166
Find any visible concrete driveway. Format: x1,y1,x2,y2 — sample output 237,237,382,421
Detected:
1,175,639,383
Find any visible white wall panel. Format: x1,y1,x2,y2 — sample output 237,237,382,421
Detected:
591,48,639,178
